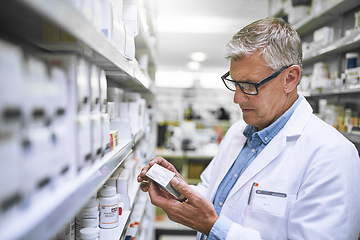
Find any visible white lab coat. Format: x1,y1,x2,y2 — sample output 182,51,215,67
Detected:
193,96,360,240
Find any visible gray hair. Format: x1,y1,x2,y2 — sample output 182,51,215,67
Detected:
224,18,302,71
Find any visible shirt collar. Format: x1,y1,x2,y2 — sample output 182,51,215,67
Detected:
243,95,303,145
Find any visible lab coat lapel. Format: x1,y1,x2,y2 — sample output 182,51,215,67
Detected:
225,95,313,200
209,126,247,200
231,130,287,193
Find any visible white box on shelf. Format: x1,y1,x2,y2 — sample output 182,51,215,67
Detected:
116,168,129,194
92,0,103,32
128,101,140,134
110,0,126,54
76,58,91,114
107,102,116,122
107,87,124,104
117,168,130,210
313,26,334,45
66,0,82,10
21,127,53,197
124,31,136,60
99,69,108,113
91,114,103,160
0,39,24,130
122,0,139,37
123,92,141,102
90,65,101,113
23,56,48,126
0,130,21,215
345,67,360,85
101,0,113,40
108,87,124,120
36,54,77,117
76,114,92,170
49,67,69,124
112,0,124,19
101,113,111,154
50,123,76,181
118,102,130,124
139,98,146,130
80,0,94,23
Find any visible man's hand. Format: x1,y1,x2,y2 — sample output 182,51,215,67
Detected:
148,176,219,236
137,156,183,193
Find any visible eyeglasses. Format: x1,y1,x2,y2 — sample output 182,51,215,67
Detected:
221,65,291,95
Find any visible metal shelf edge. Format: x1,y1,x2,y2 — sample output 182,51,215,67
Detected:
0,139,133,240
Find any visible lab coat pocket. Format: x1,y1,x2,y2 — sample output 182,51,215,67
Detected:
242,192,296,239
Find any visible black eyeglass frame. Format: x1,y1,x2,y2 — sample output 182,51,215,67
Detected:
221,65,291,95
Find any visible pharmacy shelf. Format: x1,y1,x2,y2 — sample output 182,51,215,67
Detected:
303,30,360,65
293,0,360,36
0,0,153,92
307,84,360,96
0,139,133,240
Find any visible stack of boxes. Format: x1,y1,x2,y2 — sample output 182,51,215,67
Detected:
42,0,142,62
0,40,78,215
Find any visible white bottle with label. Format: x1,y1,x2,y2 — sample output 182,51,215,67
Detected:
99,185,119,229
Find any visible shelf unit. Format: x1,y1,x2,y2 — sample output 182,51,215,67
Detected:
269,0,360,149
0,0,157,239
0,137,134,240
293,0,360,36
0,0,154,91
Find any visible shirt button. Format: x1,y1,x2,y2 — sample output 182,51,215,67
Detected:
219,202,223,206
234,173,238,178
264,137,268,141
251,148,256,153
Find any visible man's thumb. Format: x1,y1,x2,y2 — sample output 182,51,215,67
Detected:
171,176,180,186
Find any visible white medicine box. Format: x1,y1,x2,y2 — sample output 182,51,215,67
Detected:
99,69,108,113
50,124,76,181
91,114,103,160
0,39,24,130
90,64,101,113
49,67,69,124
76,114,92,170
38,54,90,116
76,58,91,114
20,127,53,197
101,0,113,40
23,56,49,126
101,113,110,154
0,130,21,214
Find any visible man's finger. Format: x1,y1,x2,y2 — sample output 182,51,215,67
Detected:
150,156,174,170
148,182,177,208
170,177,199,205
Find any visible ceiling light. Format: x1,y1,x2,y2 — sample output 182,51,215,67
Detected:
190,52,207,62
187,61,201,70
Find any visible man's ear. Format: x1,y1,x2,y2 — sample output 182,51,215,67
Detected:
284,65,301,93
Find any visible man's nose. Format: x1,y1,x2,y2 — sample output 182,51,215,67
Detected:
233,86,248,104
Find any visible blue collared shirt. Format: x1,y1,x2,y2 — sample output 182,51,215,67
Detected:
202,96,302,240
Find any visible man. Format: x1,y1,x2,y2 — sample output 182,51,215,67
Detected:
137,18,360,239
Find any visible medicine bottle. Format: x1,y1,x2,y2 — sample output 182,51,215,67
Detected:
81,218,100,238
99,185,119,229
80,197,99,220
76,197,99,240
79,227,99,240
